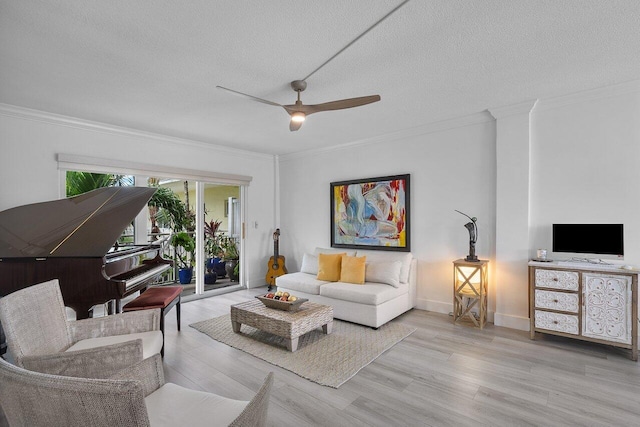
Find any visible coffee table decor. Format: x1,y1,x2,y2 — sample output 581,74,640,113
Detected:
190,310,415,388
255,294,308,311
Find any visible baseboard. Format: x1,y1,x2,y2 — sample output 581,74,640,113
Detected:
416,298,451,314
494,312,530,331
245,279,269,289
417,298,497,325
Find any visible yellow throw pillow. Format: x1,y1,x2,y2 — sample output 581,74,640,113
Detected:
316,253,345,281
340,255,367,284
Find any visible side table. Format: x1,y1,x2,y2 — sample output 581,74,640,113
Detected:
453,259,489,329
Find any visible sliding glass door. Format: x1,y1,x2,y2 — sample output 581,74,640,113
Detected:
198,182,242,296
152,179,243,297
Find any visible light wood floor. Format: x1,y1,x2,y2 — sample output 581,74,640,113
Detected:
162,287,640,427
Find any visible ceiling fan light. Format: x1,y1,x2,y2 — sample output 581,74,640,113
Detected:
291,112,306,123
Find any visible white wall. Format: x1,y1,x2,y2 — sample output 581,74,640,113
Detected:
530,85,640,265
279,115,498,317
279,81,640,330
0,108,276,288
492,101,537,330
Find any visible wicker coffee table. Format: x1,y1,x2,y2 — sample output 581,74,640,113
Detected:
230,300,333,352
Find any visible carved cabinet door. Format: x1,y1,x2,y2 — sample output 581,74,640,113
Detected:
582,273,632,344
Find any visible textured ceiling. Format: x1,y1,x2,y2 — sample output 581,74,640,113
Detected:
1,0,640,155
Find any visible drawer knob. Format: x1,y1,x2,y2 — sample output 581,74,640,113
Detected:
553,299,558,303
553,278,559,281
553,321,558,324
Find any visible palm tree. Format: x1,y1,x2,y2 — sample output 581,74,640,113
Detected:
66,172,133,196
148,187,189,232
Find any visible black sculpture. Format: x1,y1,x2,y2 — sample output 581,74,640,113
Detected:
455,210,478,262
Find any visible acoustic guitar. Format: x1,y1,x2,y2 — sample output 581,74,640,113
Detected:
265,228,287,290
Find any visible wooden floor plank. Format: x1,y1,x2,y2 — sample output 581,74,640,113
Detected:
155,286,640,426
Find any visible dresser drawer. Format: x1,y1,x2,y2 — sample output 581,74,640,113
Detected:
534,311,579,335
534,290,579,313
534,269,579,291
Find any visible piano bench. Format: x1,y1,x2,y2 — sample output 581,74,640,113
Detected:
122,286,182,356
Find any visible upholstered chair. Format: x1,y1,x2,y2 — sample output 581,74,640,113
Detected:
0,279,163,375
0,354,273,427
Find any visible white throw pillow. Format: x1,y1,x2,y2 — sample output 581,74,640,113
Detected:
300,253,318,275
356,250,412,283
365,261,402,287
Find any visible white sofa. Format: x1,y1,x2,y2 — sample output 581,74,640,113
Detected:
275,248,417,328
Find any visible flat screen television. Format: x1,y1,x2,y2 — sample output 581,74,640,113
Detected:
552,224,624,256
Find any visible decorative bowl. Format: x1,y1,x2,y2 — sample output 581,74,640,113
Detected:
255,294,308,311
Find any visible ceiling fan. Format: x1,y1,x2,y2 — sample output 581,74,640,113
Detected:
216,0,409,132
216,81,380,131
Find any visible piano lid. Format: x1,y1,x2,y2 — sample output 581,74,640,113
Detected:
0,187,157,258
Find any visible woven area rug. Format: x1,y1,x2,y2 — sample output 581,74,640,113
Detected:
190,315,415,388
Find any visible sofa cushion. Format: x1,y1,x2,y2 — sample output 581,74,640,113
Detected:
365,260,402,288
275,272,329,295
319,281,408,305
146,382,248,427
300,253,318,275
356,250,412,284
340,255,366,284
317,253,345,281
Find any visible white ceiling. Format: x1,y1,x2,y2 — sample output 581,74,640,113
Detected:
1,1,639,155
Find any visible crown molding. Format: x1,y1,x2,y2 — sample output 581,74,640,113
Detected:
488,100,538,120
0,103,273,161
534,79,640,113
280,110,495,162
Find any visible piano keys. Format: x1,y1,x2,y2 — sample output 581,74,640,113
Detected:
107,243,173,298
0,187,174,354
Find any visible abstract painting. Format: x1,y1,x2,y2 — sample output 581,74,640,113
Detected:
330,174,410,251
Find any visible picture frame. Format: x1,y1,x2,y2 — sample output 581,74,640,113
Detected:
330,174,410,251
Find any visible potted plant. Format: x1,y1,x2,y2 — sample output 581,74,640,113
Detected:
171,232,195,284
204,219,226,279
220,236,240,282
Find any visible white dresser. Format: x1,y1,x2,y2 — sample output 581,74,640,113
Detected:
528,261,638,361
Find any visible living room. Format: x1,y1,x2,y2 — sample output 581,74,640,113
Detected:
1,1,640,425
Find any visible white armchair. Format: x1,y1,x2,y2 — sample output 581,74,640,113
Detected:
0,354,273,427
0,279,163,375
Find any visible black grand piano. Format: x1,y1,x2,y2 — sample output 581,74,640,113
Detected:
0,187,173,354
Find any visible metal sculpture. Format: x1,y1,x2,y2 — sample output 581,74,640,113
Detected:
455,210,479,262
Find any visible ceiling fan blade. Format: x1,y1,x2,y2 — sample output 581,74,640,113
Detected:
284,95,381,116
289,120,303,132
216,86,283,107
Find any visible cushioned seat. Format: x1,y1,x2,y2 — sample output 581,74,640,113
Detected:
319,281,408,305
124,286,182,311
145,383,250,426
66,330,163,359
274,272,329,295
